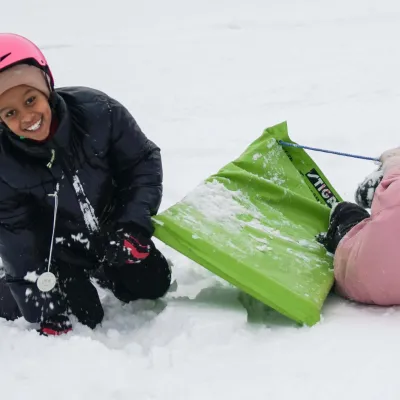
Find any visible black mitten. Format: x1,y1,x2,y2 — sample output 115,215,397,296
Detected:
354,167,383,209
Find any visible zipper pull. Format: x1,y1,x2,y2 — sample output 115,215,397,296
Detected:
47,149,56,169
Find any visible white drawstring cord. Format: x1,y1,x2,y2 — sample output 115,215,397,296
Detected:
37,183,60,293
47,185,59,273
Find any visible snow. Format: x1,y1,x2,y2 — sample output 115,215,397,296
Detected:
184,180,250,224
2,0,400,398
71,233,90,250
72,174,100,232
24,271,39,283
178,179,321,272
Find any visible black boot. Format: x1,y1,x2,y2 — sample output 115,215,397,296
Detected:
317,202,370,254
0,276,21,321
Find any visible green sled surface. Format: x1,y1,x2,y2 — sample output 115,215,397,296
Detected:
153,121,343,325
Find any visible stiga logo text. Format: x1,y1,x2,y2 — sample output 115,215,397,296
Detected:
305,169,338,207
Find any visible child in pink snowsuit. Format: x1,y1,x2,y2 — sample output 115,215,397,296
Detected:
320,148,400,305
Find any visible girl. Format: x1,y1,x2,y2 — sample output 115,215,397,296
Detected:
0,33,171,335
320,149,400,305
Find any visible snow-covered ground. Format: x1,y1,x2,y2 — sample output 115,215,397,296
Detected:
3,1,400,398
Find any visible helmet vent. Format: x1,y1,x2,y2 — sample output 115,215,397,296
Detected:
0,52,11,62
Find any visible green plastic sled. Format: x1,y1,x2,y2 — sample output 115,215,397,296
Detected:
153,121,342,325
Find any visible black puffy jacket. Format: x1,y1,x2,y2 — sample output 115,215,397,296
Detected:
0,87,163,322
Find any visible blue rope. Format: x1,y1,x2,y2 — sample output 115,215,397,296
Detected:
278,140,379,162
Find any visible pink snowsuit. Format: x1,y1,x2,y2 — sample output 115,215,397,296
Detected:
334,167,400,305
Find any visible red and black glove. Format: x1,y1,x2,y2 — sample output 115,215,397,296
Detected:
105,229,151,266
39,314,72,336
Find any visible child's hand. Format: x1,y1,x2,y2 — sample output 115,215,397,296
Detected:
105,230,151,267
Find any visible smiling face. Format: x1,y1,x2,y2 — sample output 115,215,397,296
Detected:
0,85,52,141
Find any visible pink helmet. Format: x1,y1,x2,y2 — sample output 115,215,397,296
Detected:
0,33,54,89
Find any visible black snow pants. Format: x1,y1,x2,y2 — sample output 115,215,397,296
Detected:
0,245,171,327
